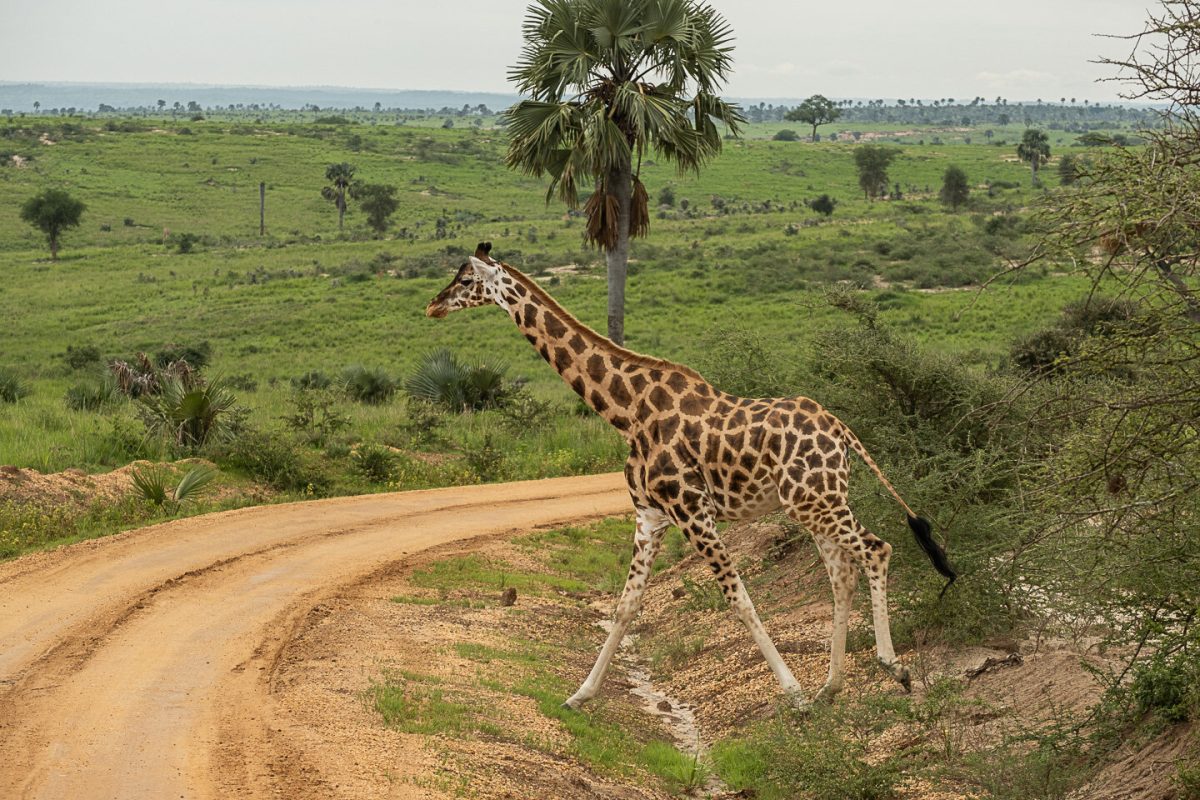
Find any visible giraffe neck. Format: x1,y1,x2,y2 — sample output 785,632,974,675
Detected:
496,265,697,437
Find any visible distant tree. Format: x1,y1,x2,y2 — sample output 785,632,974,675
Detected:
1057,153,1080,185
20,189,85,260
373,101,382,113
504,0,743,345
33,101,40,114
1017,128,1051,185
157,99,165,114
321,163,356,231
1078,131,1113,147
784,94,841,142
186,101,201,113
350,183,399,234
441,118,454,129
853,145,898,200
939,165,970,210
773,129,800,141
807,194,837,216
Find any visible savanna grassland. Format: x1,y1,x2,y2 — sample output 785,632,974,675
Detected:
4,104,1199,800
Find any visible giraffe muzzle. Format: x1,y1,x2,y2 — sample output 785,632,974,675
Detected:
425,301,448,318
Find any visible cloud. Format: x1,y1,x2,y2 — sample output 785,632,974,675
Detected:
974,69,1060,93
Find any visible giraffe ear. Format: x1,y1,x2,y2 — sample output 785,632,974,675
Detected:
469,256,499,279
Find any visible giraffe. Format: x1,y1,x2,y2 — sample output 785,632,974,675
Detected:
426,243,956,710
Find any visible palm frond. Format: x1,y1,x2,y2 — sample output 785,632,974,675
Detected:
173,465,218,503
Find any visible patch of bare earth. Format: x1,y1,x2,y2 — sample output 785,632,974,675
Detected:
276,515,1190,799
270,533,690,799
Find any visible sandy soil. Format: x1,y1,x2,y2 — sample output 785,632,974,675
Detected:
0,472,630,799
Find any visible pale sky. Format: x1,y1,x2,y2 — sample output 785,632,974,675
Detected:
0,0,1153,102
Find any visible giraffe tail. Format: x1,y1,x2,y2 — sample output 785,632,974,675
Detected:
841,425,957,598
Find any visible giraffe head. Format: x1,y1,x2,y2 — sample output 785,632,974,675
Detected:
425,242,505,319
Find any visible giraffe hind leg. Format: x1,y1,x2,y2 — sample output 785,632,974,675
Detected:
563,507,669,710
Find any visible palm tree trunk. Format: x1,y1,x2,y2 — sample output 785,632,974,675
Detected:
49,235,58,261
605,159,632,346
338,194,346,232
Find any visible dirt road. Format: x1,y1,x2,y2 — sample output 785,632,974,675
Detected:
0,473,630,799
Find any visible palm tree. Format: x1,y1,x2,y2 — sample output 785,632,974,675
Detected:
1017,129,1051,186
505,0,743,345
321,162,356,232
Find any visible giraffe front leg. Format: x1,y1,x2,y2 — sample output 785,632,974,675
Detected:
563,508,668,710
673,505,809,710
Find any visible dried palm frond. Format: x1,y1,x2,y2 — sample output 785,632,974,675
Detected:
584,189,620,250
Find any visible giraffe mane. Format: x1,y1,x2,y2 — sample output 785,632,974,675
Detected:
499,262,706,383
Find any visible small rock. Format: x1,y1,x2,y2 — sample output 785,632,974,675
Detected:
671,586,687,599
656,699,672,712
500,587,517,607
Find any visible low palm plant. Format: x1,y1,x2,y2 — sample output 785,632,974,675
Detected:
136,376,241,451
131,464,218,513
0,368,30,403
405,349,514,412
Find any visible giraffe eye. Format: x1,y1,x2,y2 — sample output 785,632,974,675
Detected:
460,278,474,287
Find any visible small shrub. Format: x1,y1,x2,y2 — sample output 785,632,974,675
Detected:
461,433,505,482
0,368,29,403
136,376,241,451
221,428,330,493
64,376,120,411
807,194,837,217
61,344,103,370
154,341,212,370
224,373,258,392
131,464,218,512
395,397,447,448
498,392,556,434
282,388,349,445
351,443,397,483
342,365,397,405
773,129,800,141
291,370,333,391
695,327,793,398
176,233,199,254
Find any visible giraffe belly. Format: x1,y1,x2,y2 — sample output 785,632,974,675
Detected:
711,479,783,521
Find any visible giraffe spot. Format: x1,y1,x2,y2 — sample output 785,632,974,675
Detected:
806,452,824,470
725,431,745,451
514,283,528,297
636,399,651,419
524,332,538,346
751,409,768,424
682,419,702,442
655,416,680,442
543,312,568,339
816,433,835,452
730,409,748,427
652,451,679,475
704,436,720,465
538,345,551,362
648,369,663,381
553,347,572,371
629,373,648,393
611,415,631,431
649,386,674,411
720,449,735,466
799,418,817,435
586,354,606,383
571,377,586,396
568,334,586,354
679,394,706,415
523,305,540,328
715,402,732,415
799,398,819,413
782,431,798,459
739,453,757,472
695,384,711,397
610,375,632,406
729,472,748,494
817,413,833,430
611,355,626,369
590,391,609,413
656,479,681,500
666,372,689,393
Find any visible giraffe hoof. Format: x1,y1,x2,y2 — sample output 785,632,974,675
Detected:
814,683,842,704
877,657,912,692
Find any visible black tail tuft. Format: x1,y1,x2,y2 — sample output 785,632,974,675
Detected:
907,515,957,600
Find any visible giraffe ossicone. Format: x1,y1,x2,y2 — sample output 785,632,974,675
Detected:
426,243,956,710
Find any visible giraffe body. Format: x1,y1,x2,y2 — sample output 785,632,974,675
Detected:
426,245,954,709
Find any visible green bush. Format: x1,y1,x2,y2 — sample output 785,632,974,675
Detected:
61,344,103,370
154,341,212,369
291,370,333,391
694,326,794,398
64,376,121,411
460,433,505,482
282,388,348,445
220,428,330,494
342,365,397,405
351,443,397,483
405,348,514,412
0,368,29,403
